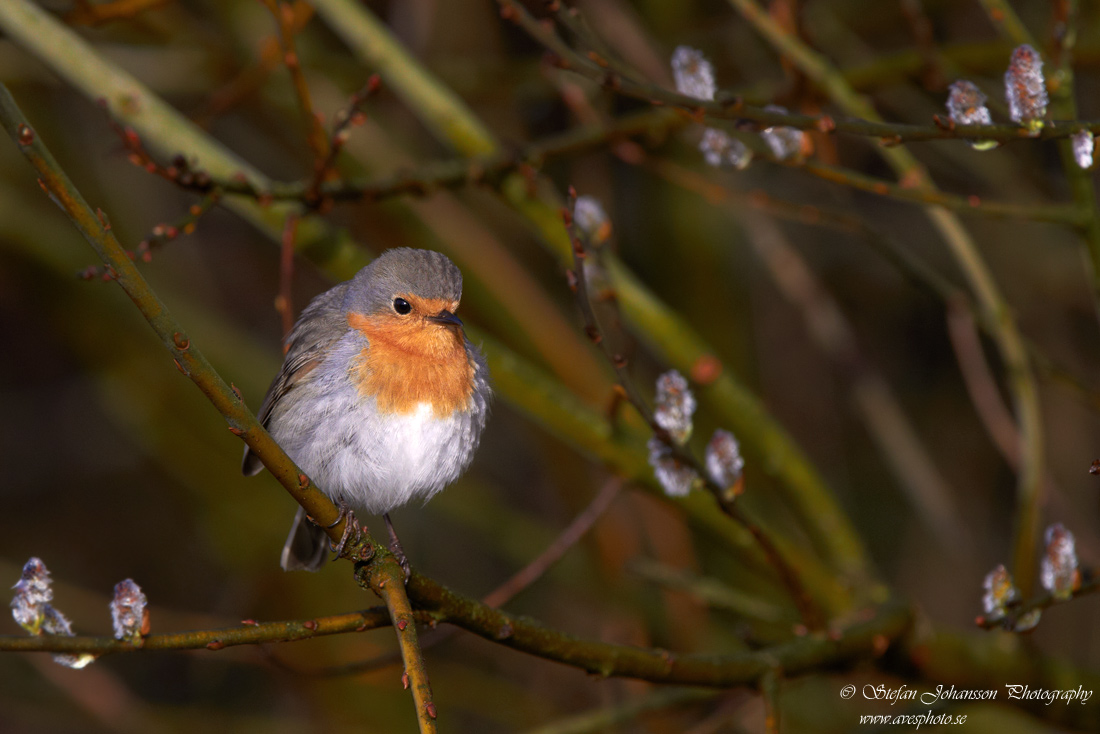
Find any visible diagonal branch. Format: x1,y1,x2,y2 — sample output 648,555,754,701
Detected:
0,83,437,734
564,193,824,631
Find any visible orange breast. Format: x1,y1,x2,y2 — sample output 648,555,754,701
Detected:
347,311,475,416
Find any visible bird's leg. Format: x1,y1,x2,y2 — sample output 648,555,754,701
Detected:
326,496,363,560
383,512,412,582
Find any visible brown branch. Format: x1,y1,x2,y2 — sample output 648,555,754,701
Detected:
482,476,624,608
78,189,222,280
66,0,169,26
358,562,438,732
945,299,1023,466
304,75,382,207
261,0,330,164
0,82,441,730
0,609,394,654
276,213,298,340
1,570,913,692
189,2,315,127
408,575,909,686
563,190,824,631
795,157,1083,226
3,82,855,691
179,107,687,204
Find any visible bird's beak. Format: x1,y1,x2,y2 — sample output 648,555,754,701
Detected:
427,309,463,328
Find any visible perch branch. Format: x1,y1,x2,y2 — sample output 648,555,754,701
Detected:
0,609,394,653
0,84,439,734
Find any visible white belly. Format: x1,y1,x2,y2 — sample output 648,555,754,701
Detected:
273,393,482,515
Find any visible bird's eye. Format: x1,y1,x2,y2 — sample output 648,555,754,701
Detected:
393,297,412,315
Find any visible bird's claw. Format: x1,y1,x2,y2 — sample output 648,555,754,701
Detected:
389,537,412,583
327,498,363,560
383,512,412,583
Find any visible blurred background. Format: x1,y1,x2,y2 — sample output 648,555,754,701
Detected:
1,0,1099,731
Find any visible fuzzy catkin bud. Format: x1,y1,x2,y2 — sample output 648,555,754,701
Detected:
699,128,752,170
1004,44,1047,131
1073,130,1094,170
705,429,744,491
761,105,804,161
647,437,698,497
573,196,612,245
11,557,53,633
1040,523,1078,600
981,564,1018,621
654,370,695,445
947,81,991,126
111,579,148,642
946,81,996,151
671,46,716,102
10,558,96,668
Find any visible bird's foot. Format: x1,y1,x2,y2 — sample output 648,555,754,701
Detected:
327,498,363,560
383,512,412,583
388,538,411,582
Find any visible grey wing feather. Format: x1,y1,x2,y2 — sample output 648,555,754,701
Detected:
241,282,351,476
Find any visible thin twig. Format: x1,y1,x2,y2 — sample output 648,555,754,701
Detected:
311,0,497,156
277,213,298,340
1,567,913,691
945,300,1025,466
190,2,315,127
482,476,624,608
188,107,686,204
1047,2,1100,329
78,189,222,279
977,0,1033,47
0,608,394,654
304,75,381,206
66,0,169,26
761,667,782,734
795,158,1083,226
261,0,330,164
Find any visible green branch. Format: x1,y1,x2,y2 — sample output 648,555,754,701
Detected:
408,576,910,686
0,609,394,654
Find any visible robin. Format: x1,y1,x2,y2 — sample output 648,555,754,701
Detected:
242,248,491,573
